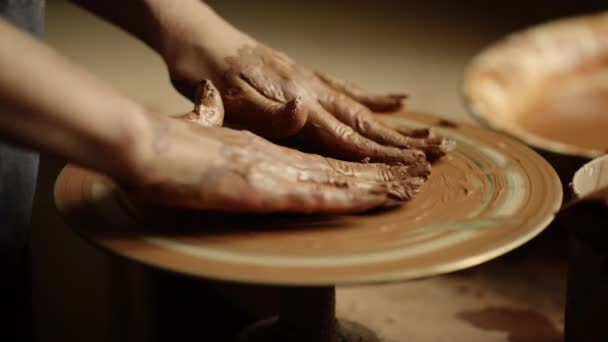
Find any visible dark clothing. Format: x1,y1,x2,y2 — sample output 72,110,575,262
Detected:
0,0,45,340
0,0,44,37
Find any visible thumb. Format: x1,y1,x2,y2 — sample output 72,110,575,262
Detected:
180,80,225,127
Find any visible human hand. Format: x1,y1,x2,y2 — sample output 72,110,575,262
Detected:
170,43,453,164
128,105,430,214
70,0,452,164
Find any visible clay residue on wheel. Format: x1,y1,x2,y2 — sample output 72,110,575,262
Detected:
458,307,562,342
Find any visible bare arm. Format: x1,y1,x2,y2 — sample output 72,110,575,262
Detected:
70,0,453,164
0,18,148,183
69,0,248,67
0,18,420,213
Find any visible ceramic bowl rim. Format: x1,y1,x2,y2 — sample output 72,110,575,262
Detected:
462,12,608,160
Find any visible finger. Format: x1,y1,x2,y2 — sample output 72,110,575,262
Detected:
297,161,429,202
223,71,308,138
243,154,427,211
261,161,428,207
324,158,431,182
387,176,427,202
315,71,406,112
395,127,432,138
320,95,454,161
280,182,389,214
291,169,428,204
245,138,431,182
181,80,225,127
262,157,429,189
230,169,389,214
297,109,426,164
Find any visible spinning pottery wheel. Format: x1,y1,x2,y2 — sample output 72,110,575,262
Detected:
54,112,562,341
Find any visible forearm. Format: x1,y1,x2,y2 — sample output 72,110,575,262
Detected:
0,19,150,182
69,0,248,63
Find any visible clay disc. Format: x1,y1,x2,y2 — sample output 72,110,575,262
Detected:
463,12,608,158
54,112,562,286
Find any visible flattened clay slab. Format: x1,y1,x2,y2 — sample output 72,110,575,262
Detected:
54,112,562,286
464,12,608,158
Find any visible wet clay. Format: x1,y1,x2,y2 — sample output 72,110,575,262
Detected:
221,45,453,163
118,79,439,214
458,307,562,342
516,61,608,151
164,78,442,213
179,80,224,127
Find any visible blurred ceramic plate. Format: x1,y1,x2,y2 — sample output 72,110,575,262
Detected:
572,154,608,197
463,12,608,159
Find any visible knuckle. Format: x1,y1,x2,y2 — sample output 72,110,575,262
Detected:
378,166,394,182
354,114,372,133
334,124,356,140
327,159,356,177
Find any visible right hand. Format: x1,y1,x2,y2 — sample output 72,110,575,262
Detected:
168,37,454,164
126,82,430,214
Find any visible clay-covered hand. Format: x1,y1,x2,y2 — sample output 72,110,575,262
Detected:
127,112,431,214
175,79,225,127
172,45,453,164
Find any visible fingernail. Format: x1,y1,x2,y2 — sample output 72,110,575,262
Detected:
407,177,426,187
408,161,432,178
389,94,408,100
387,177,426,201
409,149,426,160
386,183,415,201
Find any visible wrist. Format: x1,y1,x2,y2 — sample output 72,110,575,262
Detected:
107,105,157,186
157,5,256,90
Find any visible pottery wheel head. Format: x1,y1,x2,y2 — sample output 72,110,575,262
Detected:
55,112,562,286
